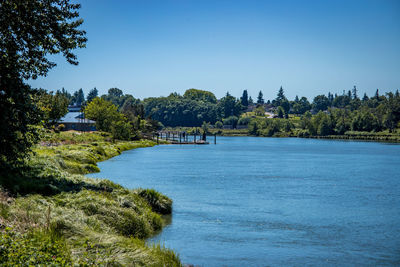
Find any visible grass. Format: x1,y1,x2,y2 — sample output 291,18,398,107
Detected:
0,130,182,266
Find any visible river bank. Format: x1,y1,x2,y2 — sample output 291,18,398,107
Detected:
164,127,400,142
0,131,182,266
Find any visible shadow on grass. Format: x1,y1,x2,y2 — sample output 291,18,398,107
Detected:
0,164,120,197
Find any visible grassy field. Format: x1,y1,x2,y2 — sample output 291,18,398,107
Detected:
0,131,182,266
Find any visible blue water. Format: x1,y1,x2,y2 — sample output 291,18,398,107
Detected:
88,137,400,266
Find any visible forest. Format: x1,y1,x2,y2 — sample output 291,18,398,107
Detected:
47,85,400,139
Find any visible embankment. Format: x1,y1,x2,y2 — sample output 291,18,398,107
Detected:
0,131,182,266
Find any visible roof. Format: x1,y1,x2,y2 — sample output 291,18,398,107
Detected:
68,106,81,112
59,112,95,124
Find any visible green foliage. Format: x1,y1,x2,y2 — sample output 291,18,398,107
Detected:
292,97,311,114
183,88,217,103
241,90,249,106
0,228,72,265
0,133,180,266
85,97,138,141
143,95,218,127
33,89,69,125
313,95,330,112
0,0,86,172
86,87,98,103
223,116,239,127
277,106,284,118
274,86,286,107
254,105,265,116
238,117,251,125
257,90,264,104
137,189,173,215
214,121,223,129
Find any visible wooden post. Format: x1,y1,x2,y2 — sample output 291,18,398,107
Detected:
157,134,159,144
179,133,181,143
194,133,196,143
214,133,216,144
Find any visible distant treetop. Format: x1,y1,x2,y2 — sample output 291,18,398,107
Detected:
183,88,217,103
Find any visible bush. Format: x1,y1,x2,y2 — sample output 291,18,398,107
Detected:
137,188,173,215
0,228,72,265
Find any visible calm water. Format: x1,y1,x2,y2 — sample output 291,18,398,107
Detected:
88,137,400,266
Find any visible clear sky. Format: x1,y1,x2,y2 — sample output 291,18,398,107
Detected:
29,0,400,101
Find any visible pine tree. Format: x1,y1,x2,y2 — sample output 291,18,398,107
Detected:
241,90,249,106
277,86,285,101
248,96,254,105
257,91,264,104
87,87,98,103
352,86,358,99
375,89,379,99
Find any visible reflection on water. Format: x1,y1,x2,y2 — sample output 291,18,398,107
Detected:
88,137,400,266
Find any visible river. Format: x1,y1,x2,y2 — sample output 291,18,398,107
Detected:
87,137,400,266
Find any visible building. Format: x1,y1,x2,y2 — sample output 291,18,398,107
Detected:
57,107,96,131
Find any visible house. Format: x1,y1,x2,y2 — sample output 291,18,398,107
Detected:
58,107,96,131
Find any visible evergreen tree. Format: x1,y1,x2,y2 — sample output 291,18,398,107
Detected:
87,87,98,103
257,91,264,104
248,96,254,105
362,93,369,102
240,90,249,107
352,86,358,99
73,88,85,106
276,86,285,103
294,95,299,102
375,89,379,99
277,106,284,118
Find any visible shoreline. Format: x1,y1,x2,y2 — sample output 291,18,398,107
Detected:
165,127,400,143
0,131,182,266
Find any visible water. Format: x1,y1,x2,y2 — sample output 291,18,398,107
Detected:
88,137,400,266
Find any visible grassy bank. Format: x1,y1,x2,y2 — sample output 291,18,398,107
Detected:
0,131,181,266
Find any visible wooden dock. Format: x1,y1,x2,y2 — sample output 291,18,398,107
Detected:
152,130,216,145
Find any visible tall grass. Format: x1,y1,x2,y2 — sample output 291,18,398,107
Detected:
0,131,181,266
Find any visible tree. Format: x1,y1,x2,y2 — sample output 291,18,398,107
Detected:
352,86,358,99
72,88,85,106
362,93,369,102
183,88,217,103
318,116,333,136
375,89,380,99
222,116,239,128
276,86,286,106
277,106,284,118
312,95,330,112
0,0,86,169
34,89,69,125
248,96,254,105
280,100,290,116
108,88,123,98
257,91,264,104
292,97,311,114
254,106,265,116
218,92,241,118
241,90,249,107
87,87,98,103
84,98,122,132
214,121,223,129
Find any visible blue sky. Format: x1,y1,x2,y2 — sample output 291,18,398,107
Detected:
29,0,400,101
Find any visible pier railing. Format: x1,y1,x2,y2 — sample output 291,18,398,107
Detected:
152,130,216,145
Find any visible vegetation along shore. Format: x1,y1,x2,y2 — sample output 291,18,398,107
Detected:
0,130,181,266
